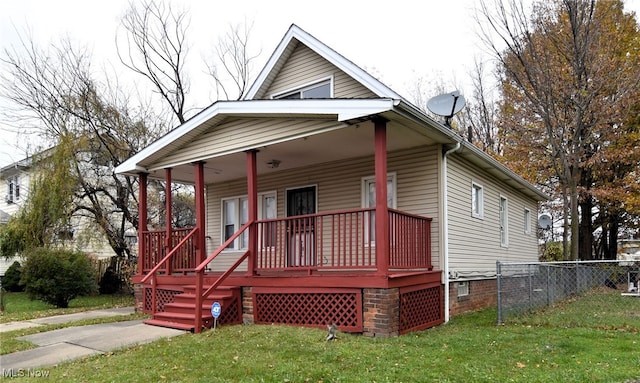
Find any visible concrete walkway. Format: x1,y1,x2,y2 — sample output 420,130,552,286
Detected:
0,307,185,370
0,307,136,333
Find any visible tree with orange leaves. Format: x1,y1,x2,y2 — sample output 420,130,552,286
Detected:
477,0,640,259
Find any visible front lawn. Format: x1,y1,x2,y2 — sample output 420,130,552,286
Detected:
0,292,134,322
5,290,639,383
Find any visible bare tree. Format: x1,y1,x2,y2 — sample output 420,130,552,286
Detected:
118,0,260,115
463,58,502,154
1,2,262,262
117,0,190,124
0,32,161,259
205,21,261,101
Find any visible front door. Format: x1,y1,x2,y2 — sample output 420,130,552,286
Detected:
286,186,316,266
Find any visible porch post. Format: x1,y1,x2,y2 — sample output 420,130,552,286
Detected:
246,150,258,276
374,117,390,275
165,168,172,275
194,162,206,265
137,172,148,276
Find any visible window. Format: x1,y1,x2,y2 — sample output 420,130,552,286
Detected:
471,182,483,218
223,197,247,249
524,208,531,234
273,78,332,99
457,281,469,297
222,192,276,250
6,175,20,203
362,174,397,242
500,196,509,247
261,193,277,247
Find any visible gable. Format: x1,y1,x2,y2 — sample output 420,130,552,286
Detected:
262,43,377,99
115,24,546,205
245,24,401,101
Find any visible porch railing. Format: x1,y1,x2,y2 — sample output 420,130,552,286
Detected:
389,208,433,270
139,208,433,276
256,208,432,272
139,227,198,319
141,228,197,274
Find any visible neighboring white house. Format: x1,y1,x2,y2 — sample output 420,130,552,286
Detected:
0,154,118,270
0,157,31,276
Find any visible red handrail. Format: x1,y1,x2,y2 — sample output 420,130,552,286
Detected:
140,228,198,283
140,227,197,316
193,221,253,333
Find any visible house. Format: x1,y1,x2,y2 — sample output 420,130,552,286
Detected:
0,157,30,276
115,24,547,337
0,154,119,263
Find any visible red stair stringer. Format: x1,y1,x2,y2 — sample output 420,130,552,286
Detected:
144,285,242,332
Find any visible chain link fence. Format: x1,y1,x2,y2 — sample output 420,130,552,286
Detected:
496,260,640,325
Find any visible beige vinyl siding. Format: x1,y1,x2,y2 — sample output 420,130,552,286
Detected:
265,44,377,99
153,118,343,169
205,145,440,271
447,156,539,278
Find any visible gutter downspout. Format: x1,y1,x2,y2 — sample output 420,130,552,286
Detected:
443,141,461,323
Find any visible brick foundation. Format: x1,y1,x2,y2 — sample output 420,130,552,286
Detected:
242,286,254,324
448,279,497,316
362,288,400,337
133,283,144,313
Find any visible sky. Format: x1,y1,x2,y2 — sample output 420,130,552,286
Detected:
1,0,639,168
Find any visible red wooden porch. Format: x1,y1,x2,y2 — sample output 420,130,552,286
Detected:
132,119,444,337
135,207,442,335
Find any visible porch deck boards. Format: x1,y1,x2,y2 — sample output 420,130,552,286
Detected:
135,268,441,289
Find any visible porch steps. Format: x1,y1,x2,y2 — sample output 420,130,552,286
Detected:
144,285,240,332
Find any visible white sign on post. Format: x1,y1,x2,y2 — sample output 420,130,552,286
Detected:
211,301,221,329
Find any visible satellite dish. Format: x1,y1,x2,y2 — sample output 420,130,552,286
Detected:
538,214,552,230
427,91,466,127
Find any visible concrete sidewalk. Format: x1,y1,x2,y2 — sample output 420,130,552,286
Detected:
0,308,185,370
0,307,136,333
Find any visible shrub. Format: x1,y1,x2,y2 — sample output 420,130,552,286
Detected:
21,248,97,308
3,261,24,292
540,241,565,262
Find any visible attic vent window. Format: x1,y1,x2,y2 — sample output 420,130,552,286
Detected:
274,79,332,99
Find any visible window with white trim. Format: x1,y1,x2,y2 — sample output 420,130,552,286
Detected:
457,281,469,297
524,208,531,234
6,175,20,203
273,79,332,99
222,192,276,250
471,182,483,218
362,174,397,242
500,196,509,247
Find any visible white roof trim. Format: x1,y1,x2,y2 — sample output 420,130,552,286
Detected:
114,99,395,175
244,24,403,100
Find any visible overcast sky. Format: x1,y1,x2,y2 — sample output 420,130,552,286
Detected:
1,0,639,168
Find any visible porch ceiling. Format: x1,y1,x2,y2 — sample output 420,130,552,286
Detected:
148,119,437,184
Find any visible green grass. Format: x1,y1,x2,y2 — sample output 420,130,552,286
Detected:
4,289,639,383
507,288,640,331
0,291,134,322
